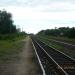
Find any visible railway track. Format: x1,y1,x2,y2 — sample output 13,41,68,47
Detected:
31,36,75,75
37,36,75,50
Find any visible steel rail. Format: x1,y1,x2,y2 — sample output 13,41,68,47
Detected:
31,37,68,75
31,39,46,75
34,37,75,75
38,38,75,61
38,36,75,47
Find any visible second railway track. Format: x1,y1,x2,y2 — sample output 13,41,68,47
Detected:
31,36,75,75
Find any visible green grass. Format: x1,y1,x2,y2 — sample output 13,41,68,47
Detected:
39,35,75,44
38,36,75,59
0,35,26,63
50,43,75,58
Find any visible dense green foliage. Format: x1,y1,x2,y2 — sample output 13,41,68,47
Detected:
0,10,27,63
37,27,75,38
0,10,17,34
0,10,27,40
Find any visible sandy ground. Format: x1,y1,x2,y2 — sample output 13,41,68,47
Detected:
0,36,42,75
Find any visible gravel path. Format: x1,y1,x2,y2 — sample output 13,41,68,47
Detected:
0,36,42,75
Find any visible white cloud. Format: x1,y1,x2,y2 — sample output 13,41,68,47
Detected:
2,6,75,21
0,0,75,33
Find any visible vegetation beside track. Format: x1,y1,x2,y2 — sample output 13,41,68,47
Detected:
0,35,27,63
37,36,75,59
37,34,75,45
37,27,75,58
0,10,27,63
37,27,75,38
42,35,75,44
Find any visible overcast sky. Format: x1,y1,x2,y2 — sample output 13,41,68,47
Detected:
0,0,75,33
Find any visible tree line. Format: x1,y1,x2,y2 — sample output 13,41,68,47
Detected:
0,10,26,40
37,27,75,38
0,10,17,34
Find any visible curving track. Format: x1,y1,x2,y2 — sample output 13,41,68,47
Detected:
31,36,75,75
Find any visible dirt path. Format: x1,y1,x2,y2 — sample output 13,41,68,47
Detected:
0,36,42,75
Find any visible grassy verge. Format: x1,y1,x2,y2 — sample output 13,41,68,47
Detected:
0,35,26,63
37,35,75,44
38,37,75,59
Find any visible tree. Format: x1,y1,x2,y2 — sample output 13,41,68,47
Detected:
68,27,75,38
0,10,16,34
37,27,75,38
